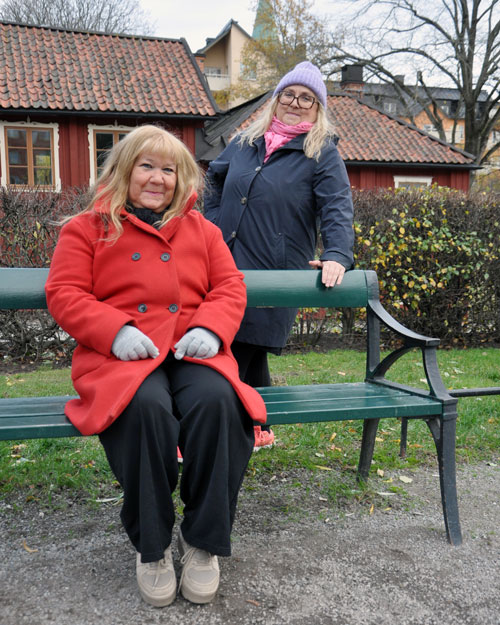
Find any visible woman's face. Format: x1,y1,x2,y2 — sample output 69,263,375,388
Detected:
275,84,319,125
128,152,177,213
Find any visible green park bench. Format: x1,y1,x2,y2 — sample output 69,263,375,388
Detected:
0,267,463,545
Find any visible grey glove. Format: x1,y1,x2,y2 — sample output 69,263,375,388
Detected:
174,327,221,360
111,325,159,361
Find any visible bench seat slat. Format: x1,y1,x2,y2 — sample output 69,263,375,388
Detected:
0,382,442,438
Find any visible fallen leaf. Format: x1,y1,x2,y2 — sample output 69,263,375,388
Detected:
377,468,384,477
369,504,374,515
315,452,325,458
319,496,328,502
409,443,423,448
383,477,393,483
399,475,413,484
23,540,38,553
246,599,260,607
315,465,332,471
337,371,346,376
375,437,384,442
329,432,337,441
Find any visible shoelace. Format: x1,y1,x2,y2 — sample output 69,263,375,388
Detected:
179,545,213,588
145,554,170,588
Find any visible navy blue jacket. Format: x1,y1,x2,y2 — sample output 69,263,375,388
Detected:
204,134,354,350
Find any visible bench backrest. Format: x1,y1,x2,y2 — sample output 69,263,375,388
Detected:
0,267,379,310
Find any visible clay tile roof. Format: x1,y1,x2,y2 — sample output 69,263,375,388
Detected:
228,92,475,166
0,21,217,118
328,94,474,165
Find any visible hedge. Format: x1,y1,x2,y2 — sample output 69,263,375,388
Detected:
1,185,499,364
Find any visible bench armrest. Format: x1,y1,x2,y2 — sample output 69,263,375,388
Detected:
366,298,453,402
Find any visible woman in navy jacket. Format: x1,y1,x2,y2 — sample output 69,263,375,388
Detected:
205,62,354,449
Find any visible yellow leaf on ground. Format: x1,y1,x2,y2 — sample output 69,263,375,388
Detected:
329,432,337,441
369,504,374,515
375,437,384,442
23,540,38,553
399,475,413,484
337,371,346,376
315,465,332,471
377,468,384,477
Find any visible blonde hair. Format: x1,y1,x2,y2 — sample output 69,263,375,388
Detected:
75,125,202,239
238,95,336,161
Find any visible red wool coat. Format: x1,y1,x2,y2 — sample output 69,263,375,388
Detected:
45,193,267,435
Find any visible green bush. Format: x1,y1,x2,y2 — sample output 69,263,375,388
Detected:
290,186,500,348
353,185,500,344
0,187,88,364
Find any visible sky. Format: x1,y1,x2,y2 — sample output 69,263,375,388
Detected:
138,0,335,52
139,1,257,51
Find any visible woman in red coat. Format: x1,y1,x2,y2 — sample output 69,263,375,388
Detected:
45,125,266,608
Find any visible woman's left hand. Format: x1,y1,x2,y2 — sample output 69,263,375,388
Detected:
308,260,345,288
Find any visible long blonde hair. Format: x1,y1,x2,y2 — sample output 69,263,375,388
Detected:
77,125,202,239
238,95,336,161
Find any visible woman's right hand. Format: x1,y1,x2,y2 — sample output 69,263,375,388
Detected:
111,325,160,361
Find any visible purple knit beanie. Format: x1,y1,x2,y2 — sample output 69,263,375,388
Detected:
273,61,327,108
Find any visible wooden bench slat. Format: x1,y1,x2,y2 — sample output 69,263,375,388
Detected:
0,383,442,438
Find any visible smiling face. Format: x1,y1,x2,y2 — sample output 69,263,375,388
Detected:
275,84,319,125
127,152,177,213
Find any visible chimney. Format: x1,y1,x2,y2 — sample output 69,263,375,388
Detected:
340,64,364,95
394,74,405,85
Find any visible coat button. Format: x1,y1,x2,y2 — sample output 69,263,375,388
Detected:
131,253,141,261
240,197,247,204
160,253,171,262
230,231,237,238
138,304,147,313
255,166,262,172
168,304,178,313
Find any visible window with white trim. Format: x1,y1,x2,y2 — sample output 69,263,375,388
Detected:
0,123,60,190
394,175,433,189
88,125,132,183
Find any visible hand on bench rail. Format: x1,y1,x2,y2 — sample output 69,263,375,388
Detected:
308,260,345,288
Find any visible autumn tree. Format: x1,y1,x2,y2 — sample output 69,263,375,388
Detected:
0,0,153,35
234,0,343,99
331,0,500,164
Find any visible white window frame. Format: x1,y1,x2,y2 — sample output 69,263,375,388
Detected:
394,175,433,189
0,120,61,191
88,124,134,184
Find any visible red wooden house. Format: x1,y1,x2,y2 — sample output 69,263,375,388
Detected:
198,91,477,190
0,21,218,191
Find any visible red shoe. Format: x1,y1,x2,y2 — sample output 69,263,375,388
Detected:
177,446,183,463
253,425,275,452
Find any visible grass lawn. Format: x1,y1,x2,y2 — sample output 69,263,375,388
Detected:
0,348,498,504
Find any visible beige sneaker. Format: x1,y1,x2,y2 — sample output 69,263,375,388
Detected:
136,545,176,607
178,530,220,604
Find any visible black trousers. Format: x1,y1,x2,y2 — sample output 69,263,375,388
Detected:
231,341,272,431
99,354,254,563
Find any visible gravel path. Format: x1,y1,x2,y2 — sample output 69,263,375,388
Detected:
0,461,498,625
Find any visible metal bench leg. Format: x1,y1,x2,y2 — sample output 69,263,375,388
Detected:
399,417,408,458
426,416,462,546
357,418,380,481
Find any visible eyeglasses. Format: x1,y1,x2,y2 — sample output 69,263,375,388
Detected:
277,90,318,109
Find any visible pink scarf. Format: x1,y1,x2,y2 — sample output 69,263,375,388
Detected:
263,116,314,162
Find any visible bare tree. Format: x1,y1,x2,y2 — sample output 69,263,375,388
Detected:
234,0,344,99
0,0,153,35
332,0,500,164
